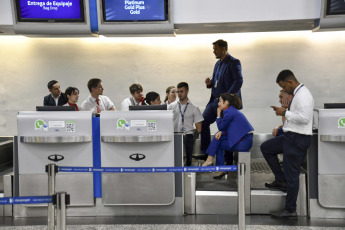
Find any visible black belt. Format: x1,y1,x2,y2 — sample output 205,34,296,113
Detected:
285,131,296,135
285,131,308,136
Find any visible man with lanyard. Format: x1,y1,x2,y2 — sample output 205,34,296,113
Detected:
80,78,115,113
121,83,146,111
261,70,314,218
196,39,243,164
168,82,204,166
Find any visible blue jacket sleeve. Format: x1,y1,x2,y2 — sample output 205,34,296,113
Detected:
216,115,232,132
227,59,243,93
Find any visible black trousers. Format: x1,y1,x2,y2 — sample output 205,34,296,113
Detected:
260,132,311,212
184,134,195,166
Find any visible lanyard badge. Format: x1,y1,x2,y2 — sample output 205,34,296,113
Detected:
178,102,189,132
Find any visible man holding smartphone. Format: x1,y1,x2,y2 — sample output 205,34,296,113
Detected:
261,70,314,218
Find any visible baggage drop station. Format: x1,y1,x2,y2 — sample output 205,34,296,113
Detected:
2,107,345,219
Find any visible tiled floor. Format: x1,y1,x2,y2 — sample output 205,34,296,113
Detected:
1,215,345,229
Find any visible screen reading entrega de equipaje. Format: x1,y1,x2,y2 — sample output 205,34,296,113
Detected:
104,0,166,21
18,0,82,19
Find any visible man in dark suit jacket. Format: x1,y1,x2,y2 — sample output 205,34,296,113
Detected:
196,39,244,163
43,80,68,106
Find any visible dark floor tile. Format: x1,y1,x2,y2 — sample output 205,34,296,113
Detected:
308,218,345,228
132,216,177,224
190,214,218,225
217,214,238,224
258,215,309,226
176,214,197,224
243,215,263,225
67,216,136,225
0,217,47,226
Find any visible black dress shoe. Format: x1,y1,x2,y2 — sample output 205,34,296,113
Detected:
192,154,208,161
213,172,227,180
271,210,297,219
265,180,287,191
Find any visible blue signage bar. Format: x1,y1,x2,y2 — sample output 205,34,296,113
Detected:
0,196,52,205
58,165,238,173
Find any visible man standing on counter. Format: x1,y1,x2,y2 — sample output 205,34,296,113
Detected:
80,78,115,113
261,70,314,218
43,80,68,106
195,39,244,164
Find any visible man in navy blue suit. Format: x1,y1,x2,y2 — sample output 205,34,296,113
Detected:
43,80,68,106
195,39,243,163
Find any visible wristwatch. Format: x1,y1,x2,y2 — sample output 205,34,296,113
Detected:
282,110,286,116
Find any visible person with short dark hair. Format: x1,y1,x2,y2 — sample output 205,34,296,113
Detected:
43,80,68,106
80,78,115,113
121,83,146,111
145,91,161,105
64,87,80,111
168,82,204,166
202,93,253,179
196,39,244,165
261,70,314,218
164,86,177,105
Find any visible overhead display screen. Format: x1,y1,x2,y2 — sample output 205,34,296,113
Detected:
326,0,345,15
16,0,85,22
103,0,167,21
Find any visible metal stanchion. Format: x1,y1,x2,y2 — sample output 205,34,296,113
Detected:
238,163,246,230
56,192,70,230
46,164,58,230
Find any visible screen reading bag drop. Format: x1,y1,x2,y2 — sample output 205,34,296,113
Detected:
103,0,166,21
16,0,84,21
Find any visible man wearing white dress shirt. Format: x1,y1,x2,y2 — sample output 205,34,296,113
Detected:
80,78,115,113
261,70,314,218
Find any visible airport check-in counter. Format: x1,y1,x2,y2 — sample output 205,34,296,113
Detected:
15,111,94,217
100,111,175,206
308,109,345,218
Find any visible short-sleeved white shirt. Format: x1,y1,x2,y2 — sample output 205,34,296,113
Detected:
168,99,204,134
80,95,115,113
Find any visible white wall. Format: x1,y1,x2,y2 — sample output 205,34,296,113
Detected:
1,30,345,136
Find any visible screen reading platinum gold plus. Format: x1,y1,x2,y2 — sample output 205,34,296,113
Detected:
103,0,166,21
17,0,83,20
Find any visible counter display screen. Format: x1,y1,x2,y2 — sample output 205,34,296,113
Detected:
326,0,345,15
16,0,85,22
103,0,167,21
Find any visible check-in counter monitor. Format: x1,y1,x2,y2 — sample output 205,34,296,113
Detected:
100,111,175,205
17,111,94,207
318,109,345,208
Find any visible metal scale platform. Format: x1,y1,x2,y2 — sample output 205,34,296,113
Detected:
184,134,307,216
